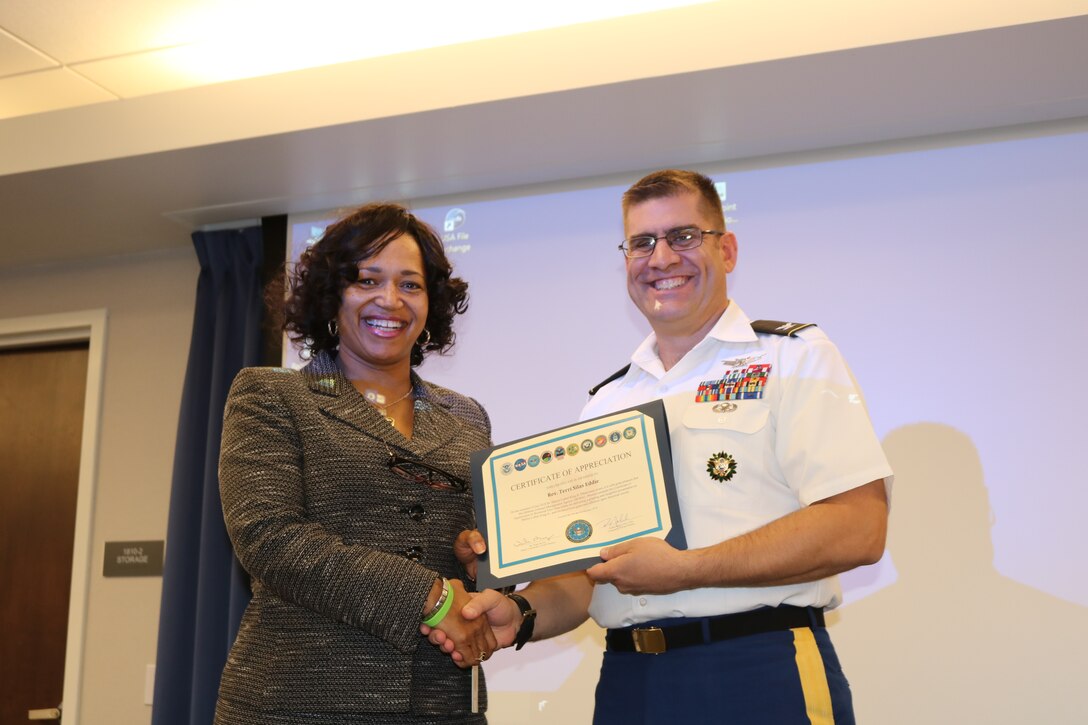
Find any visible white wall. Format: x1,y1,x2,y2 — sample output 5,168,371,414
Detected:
0,248,198,725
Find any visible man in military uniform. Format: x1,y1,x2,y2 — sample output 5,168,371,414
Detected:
440,169,892,724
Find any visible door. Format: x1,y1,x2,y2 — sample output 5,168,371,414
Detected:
0,343,88,723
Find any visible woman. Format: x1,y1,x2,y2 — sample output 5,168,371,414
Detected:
215,202,495,724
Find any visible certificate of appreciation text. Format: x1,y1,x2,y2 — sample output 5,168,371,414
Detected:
471,400,683,589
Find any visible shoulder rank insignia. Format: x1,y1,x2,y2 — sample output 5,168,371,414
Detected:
750,320,816,337
707,451,738,482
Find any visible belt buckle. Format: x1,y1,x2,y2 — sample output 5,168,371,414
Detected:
631,626,666,654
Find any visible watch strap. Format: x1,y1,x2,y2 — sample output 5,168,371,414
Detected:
506,592,536,650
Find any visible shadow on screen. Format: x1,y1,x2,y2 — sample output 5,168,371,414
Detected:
830,423,1087,724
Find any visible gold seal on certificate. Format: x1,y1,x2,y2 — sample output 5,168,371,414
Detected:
470,399,684,589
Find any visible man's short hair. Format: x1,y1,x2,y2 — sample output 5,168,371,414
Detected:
622,169,725,229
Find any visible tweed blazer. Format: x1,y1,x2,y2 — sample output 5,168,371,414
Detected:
216,351,492,720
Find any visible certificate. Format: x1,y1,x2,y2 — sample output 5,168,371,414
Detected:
471,399,684,589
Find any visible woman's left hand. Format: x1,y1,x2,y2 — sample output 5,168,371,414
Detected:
454,529,487,582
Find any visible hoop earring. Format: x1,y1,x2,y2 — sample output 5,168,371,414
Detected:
417,327,432,348
327,319,339,337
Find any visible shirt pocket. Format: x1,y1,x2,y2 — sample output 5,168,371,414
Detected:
677,401,775,520
682,401,770,434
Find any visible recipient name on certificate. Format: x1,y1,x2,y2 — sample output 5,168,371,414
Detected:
471,399,683,589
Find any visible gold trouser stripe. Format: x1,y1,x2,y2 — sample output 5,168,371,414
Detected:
792,626,835,725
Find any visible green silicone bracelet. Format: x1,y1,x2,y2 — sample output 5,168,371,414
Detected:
422,582,454,627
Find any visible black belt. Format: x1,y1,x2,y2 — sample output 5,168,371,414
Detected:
605,606,825,654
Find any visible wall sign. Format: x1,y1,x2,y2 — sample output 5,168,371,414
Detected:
103,540,164,577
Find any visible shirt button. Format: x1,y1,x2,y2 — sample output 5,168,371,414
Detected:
407,504,425,521
639,597,648,606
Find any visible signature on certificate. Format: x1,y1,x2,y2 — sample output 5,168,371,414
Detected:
513,534,559,550
598,513,633,531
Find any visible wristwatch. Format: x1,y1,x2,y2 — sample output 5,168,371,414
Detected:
506,592,536,650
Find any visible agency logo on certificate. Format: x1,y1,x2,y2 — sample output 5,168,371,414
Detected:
471,400,684,589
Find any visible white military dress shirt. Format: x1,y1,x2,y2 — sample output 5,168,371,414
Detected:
583,301,893,629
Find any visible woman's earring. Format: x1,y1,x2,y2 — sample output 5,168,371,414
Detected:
328,319,339,337
417,327,431,348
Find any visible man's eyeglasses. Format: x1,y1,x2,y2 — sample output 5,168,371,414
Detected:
387,453,469,492
618,227,723,258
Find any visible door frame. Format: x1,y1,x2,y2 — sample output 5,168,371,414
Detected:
0,309,108,725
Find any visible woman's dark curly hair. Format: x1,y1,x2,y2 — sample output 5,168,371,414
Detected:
278,202,468,367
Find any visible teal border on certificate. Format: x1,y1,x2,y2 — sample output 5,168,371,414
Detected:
487,411,662,568
471,399,683,589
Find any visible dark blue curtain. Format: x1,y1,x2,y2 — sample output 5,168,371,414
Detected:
152,227,263,724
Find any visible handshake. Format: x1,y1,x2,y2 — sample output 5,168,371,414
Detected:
418,524,673,666
418,529,525,668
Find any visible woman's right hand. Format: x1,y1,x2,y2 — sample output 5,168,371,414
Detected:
423,589,521,662
432,578,497,668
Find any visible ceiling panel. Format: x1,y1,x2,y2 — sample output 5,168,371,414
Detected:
1,0,1084,127
0,27,55,75
0,0,213,62
72,46,215,98
0,67,116,119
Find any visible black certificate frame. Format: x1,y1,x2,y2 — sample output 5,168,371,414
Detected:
471,399,683,590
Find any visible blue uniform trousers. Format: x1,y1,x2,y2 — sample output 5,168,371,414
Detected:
592,618,854,725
